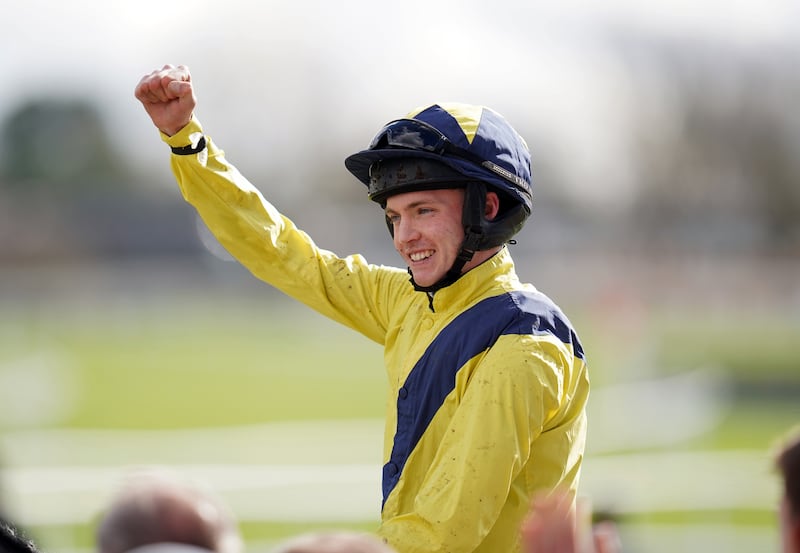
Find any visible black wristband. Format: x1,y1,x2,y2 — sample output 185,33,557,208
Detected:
171,136,207,155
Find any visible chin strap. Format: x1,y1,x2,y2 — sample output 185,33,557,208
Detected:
408,183,487,304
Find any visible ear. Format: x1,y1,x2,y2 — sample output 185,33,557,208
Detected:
485,191,501,221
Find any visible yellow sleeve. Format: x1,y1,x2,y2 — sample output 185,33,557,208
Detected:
160,117,405,344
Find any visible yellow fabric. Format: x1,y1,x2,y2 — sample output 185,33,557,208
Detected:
405,103,483,144
162,118,589,553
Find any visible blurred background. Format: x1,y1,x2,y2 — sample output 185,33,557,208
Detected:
0,1,798,552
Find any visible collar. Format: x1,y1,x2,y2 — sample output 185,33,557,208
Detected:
424,246,518,313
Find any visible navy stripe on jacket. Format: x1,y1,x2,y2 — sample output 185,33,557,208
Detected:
382,290,584,506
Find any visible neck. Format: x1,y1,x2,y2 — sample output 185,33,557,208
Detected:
462,246,502,272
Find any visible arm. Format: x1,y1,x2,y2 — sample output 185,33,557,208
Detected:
134,65,403,342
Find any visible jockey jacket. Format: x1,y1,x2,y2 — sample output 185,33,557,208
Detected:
162,117,590,553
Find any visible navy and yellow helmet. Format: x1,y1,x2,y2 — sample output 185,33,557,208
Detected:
345,103,533,250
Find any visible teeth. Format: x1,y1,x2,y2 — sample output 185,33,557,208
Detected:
410,250,434,262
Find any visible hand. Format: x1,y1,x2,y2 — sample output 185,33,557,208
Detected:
134,64,196,136
521,489,577,553
590,521,623,553
521,489,623,553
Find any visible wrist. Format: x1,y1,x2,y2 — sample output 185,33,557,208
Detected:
161,118,192,137
160,116,205,150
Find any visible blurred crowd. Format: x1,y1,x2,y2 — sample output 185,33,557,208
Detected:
1,425,798,553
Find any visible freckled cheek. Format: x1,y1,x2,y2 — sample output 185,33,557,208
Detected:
443,225,465,252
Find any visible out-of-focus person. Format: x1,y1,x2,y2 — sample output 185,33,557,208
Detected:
95,469,242,553
0,517,41,553
776,425,800,553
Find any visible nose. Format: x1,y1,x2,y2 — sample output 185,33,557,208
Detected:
393,216,420,246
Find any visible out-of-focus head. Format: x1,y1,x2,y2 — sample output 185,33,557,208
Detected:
777,427,800,553
0,518,40,553
271,531,397,553
96,469,242,553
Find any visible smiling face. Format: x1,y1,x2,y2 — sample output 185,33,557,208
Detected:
384,188,501,288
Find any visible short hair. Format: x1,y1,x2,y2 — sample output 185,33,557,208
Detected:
776,426,800,517
271,531,397,553
96,469,242,553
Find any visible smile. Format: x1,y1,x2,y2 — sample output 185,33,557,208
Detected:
409,250,434,262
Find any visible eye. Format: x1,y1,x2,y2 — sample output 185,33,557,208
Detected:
386,213,400,224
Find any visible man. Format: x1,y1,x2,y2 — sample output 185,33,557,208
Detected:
135,64,589,553
95,469,243,553
777,426,800,553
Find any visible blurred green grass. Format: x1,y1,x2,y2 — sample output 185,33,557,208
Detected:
1,298,386,429
3,295,796,431
657,313,800,381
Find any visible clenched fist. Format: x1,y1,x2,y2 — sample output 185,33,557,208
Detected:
134,64,196,136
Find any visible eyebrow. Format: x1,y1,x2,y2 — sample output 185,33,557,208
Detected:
385,199,441,216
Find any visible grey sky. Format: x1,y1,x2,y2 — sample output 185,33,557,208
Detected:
1,0,797,208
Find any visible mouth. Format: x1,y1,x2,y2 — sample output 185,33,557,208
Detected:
408,249,435,263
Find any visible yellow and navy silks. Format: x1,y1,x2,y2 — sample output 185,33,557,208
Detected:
162,118,589,553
